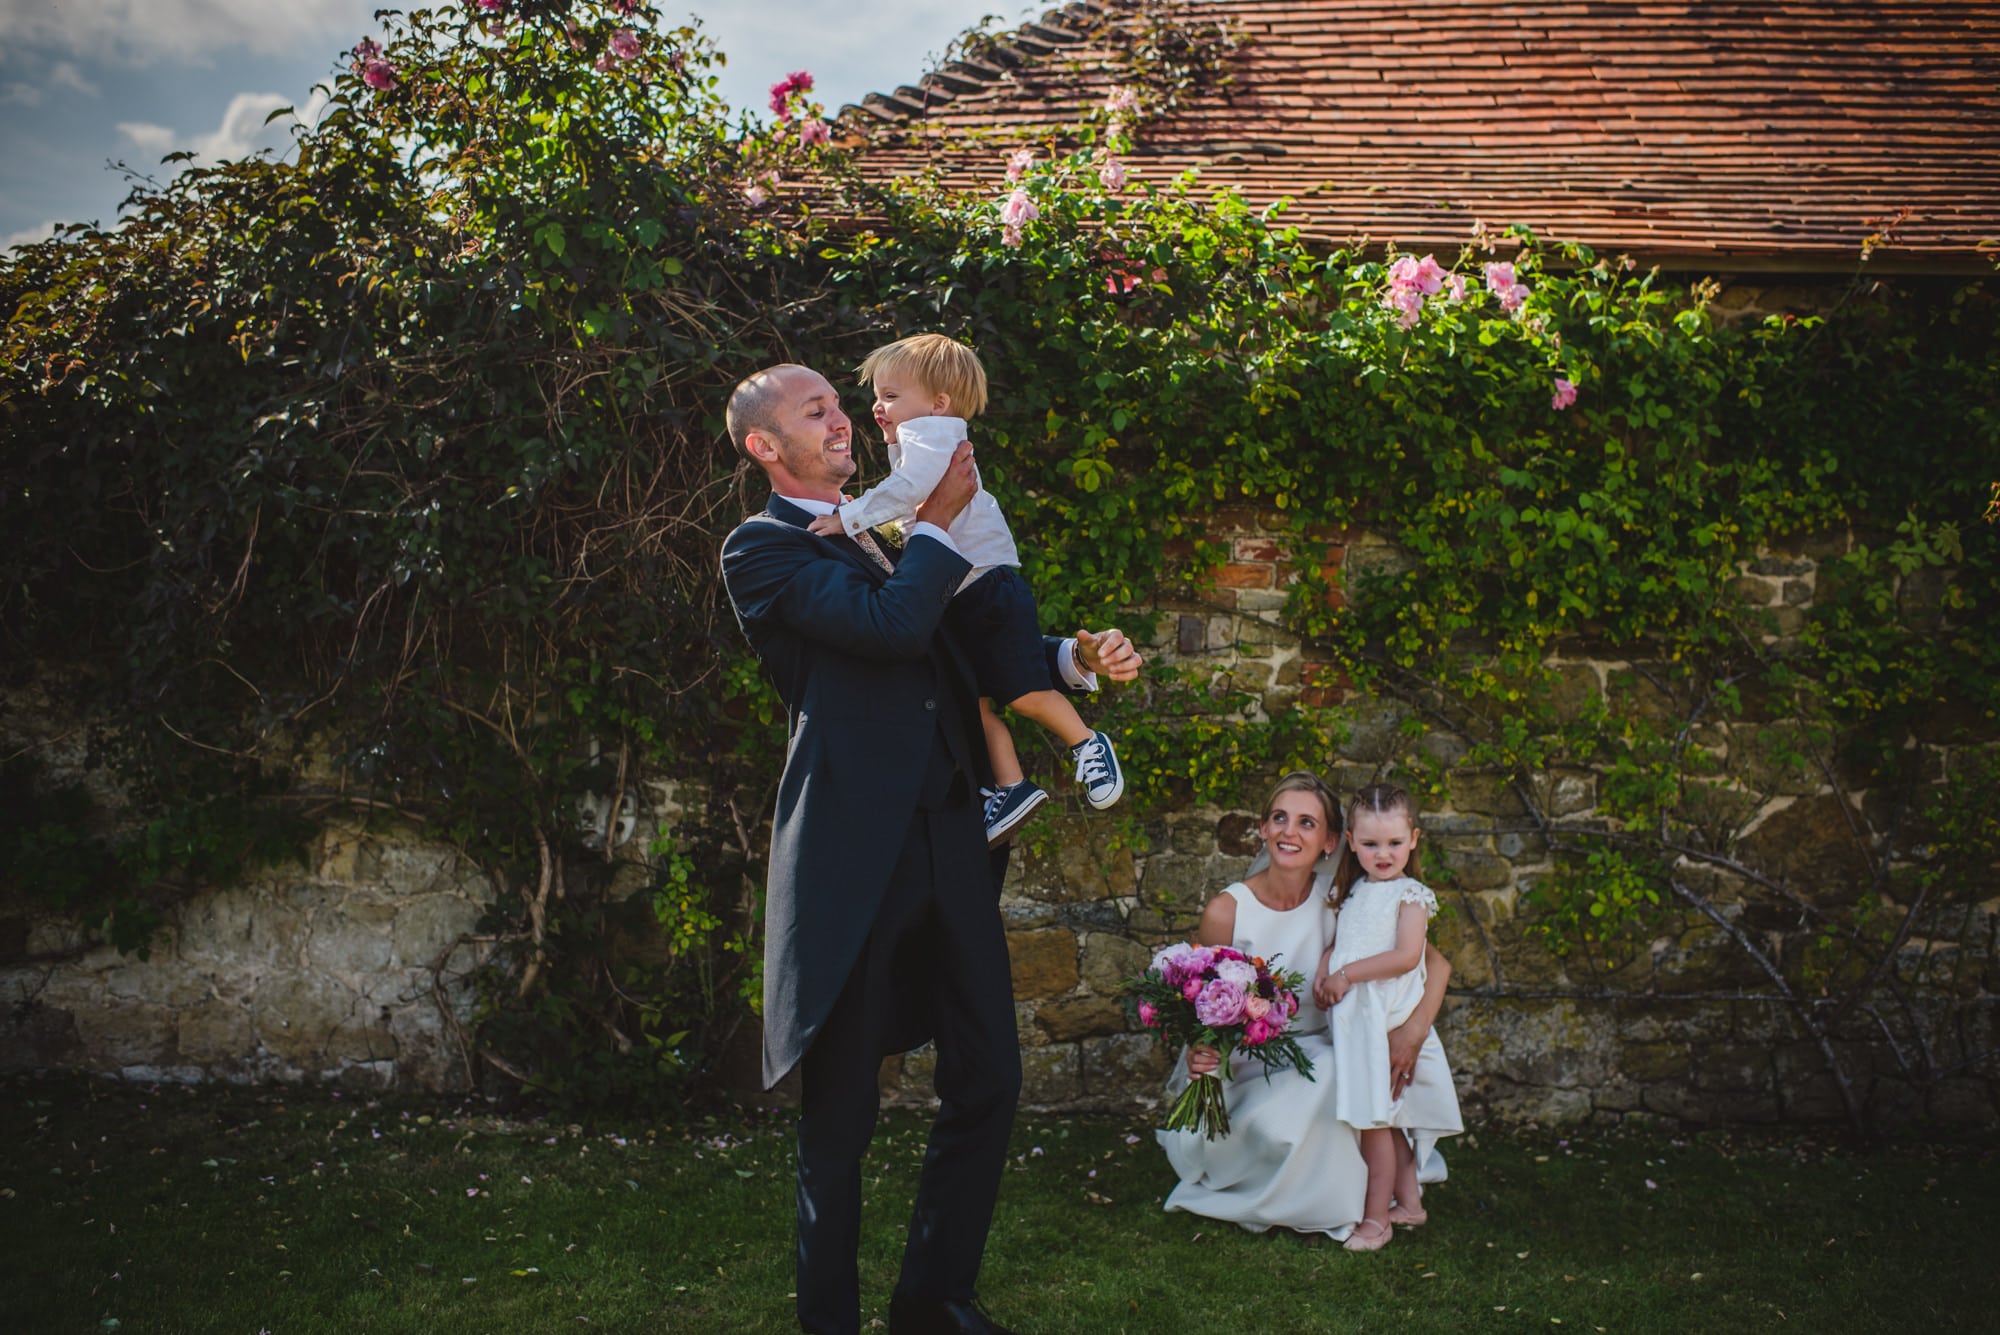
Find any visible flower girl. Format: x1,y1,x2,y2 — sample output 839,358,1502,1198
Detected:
1313,783,1463,1252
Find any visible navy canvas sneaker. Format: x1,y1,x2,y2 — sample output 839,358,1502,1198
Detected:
982,781,1049,846
1070,730,1124,809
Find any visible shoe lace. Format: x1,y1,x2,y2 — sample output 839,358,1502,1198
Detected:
981,787,1007,823
1074,737,1111,785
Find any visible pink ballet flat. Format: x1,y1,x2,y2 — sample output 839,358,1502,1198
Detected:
1343,1217,1392,1252
1388,1193,1427,1227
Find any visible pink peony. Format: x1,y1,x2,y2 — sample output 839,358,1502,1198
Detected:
1104,85,1139,116
799,118,831,147
1136,1001,1158,1027
1005,148,1034,181
1242,994,1272,1021
998,187,1038,229
361,59,398,91
1242,1017,1272,1046
1214,958,1257,986
1098,155,1127,192
1551,377,1578,410
1181,976,1203,1002
1194,979,1248,1027
609,27,641,61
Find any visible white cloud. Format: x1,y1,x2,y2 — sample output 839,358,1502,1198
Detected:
0,79,38,106
116,89,330,166
5,219,56,249
0,0,376,65
49,61,98,96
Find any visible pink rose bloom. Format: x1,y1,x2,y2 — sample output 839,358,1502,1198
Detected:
361,59,398,91
1098,155,1127,192
476,0,503,12
1501,283,1530,314
742,184,769,208
1105,271,1141,295
1483,260,1518,293
1283,990,1300,1017
1005,148,1034,181
799,118,831,147
1001,224,1024,248
998,187,1038,229
1137,1001,1157,1028
1384,284,1423,329
1444,272,1468,303
1391,254,1445,296
610,27,641,61
1181,977,1203,1002
1104,85,1139,116
1551,377,1578,410
612,0,640,12
353,38,382,61
1242,994,1271,1021
1194,979,1248,1028
594,53,618,73
1241,1017,1271,1047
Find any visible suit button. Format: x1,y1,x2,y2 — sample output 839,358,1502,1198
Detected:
924,699,937,711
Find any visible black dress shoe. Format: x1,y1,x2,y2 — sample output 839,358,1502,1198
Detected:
887,1294,1018,1335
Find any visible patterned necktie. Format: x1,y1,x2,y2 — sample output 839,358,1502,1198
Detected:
851,527,895,575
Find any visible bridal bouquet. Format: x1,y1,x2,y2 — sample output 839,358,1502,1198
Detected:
1125,942,1314,1140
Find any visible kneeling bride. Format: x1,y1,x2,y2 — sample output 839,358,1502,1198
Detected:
1157,772,1455,1242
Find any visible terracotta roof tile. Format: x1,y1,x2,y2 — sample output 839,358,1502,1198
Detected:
841,0,2000,268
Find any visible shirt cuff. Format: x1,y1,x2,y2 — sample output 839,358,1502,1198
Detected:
906,521,959,554
1058,638,1099,692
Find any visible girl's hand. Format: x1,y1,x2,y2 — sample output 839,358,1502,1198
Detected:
1322,968,1353,1007
806,512,844,537
1186,1044,1223,1077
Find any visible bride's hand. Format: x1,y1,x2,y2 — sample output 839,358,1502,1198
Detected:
1186,1044,1222,1077
1386,1018,1424,1098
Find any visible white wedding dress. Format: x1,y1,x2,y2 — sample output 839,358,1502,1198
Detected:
1158,881,1373,1238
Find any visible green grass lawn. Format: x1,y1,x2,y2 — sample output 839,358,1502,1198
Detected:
1,1073,1993,1334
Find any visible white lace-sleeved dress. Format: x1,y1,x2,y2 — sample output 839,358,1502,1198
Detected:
1158,880,1371,1239
1325,875,1463,1172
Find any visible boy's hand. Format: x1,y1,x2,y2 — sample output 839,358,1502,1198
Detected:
806,511,843,537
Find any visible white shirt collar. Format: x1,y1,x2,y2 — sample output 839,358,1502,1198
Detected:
777,493,838,517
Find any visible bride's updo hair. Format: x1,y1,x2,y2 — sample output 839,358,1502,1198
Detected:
1330,782,1423,909
1243,771,1342,879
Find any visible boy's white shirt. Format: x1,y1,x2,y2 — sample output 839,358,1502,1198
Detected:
836,415,1021,575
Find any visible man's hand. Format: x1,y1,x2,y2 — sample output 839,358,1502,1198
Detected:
912,440,977,530
806,511,843,537
1075,627,1142,682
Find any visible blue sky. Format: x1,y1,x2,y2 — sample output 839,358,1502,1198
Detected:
0,0,1008,247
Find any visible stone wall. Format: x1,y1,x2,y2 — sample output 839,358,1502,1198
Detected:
870,508,1999,1127
5,498,1994,1126
0,820,489,1089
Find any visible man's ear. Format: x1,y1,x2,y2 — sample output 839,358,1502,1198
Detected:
743,429,780,465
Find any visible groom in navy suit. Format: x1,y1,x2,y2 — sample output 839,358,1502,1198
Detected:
720,363,1140,1335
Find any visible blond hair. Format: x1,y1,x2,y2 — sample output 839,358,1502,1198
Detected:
856,334,988,419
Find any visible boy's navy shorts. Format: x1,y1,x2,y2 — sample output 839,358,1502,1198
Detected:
946,566,1051,706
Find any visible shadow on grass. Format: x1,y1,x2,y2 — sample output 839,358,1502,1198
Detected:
0,1073,1993,1333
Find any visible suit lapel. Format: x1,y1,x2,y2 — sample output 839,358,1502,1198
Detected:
766,495,889,584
